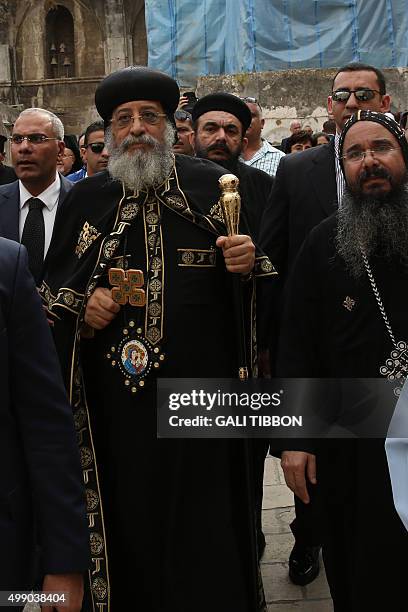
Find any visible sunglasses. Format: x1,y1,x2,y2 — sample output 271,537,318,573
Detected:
86,142,105,154
174,109,192,122
241,96,262,110
332,88,381,103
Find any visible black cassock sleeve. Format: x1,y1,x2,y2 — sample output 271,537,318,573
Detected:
273,228,328,454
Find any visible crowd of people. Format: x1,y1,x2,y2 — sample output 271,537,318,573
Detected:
1,60,408,612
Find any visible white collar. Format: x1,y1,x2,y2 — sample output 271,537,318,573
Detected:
334,131,341,155
19,173,61,211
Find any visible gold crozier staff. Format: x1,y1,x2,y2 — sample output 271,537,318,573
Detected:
218,173,249,381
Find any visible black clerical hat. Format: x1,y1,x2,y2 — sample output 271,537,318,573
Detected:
338,110,408,173
95,66,180,123
192,93,252,132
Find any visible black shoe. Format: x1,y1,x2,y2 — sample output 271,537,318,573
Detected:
288,544,320,586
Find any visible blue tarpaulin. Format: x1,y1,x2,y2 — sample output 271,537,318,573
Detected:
145,0,408,86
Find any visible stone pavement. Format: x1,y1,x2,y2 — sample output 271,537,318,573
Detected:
25,456,333,612
261,456,333,612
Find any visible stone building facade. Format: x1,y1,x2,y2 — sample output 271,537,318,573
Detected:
0,0,147,134
0,1,407,144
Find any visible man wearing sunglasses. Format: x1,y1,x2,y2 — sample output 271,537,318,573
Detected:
0,108,72,285
260,62,391,277
259,62,391,589
82,120,109,177
173,109,195,156
67,122,109,183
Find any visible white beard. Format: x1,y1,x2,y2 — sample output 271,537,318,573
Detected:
105,121,175,192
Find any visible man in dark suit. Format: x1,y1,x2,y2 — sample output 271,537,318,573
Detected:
260,62,391,586
0,237,89,610
260,62,391,279
0,108,72,285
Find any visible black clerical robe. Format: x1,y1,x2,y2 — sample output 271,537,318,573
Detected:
277,214,408,611
41,155,276,612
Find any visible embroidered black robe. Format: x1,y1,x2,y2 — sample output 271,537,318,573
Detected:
41,154,276,612
277,213,408,612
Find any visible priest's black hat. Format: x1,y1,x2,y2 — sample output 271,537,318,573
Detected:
95,66,180,123
192,93,252,132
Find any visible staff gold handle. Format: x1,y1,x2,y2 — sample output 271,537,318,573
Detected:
218,173,241,236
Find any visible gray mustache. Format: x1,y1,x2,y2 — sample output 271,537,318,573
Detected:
120,134,158,151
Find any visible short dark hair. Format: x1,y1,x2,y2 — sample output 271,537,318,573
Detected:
286,130,313,151
0,134,6,154
84,120,104,145
311,132,331,146
332,62,386,95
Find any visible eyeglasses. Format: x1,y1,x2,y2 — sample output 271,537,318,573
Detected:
332,88,381,103
10,134,58,145
85,142,105,154
341,144,398,163
111,111,167,128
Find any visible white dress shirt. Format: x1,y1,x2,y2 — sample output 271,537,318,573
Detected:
334,132,346,205
19,173,61,259
385,380,408,532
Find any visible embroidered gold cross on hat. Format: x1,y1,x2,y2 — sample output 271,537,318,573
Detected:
109,268,146,306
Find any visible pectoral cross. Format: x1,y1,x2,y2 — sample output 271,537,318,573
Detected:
380,340,408,396
109,268,146,307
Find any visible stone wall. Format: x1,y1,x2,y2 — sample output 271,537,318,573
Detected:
3,77,103,134
2,1,408,141
197,68,408,144
0,0,147,135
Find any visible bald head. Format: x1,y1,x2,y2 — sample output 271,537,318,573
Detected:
290,120,302,134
